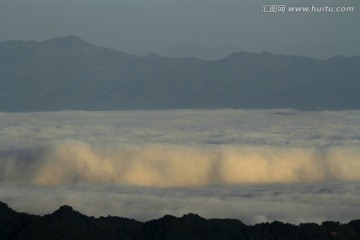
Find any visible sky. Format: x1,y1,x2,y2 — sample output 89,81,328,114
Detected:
1,109,360,224
0,0,359,59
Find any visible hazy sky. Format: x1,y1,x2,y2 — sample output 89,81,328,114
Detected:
0,0,359,59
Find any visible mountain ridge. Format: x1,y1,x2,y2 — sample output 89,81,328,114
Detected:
1,201,360,240
0,36,359,112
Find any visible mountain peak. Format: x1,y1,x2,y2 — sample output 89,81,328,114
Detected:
51,205,84,218
42,35,89,49
51,35,85,43
146,52,162,58
260,50,274,56
182,213,203,219
221,51,257,60
57,205,74,213
182,213,205,222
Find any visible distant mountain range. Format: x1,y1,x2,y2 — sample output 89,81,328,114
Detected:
1,201,360,240
0,36,359,111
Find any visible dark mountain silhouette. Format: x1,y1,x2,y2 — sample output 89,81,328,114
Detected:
0,36,360,111
1,201,360,240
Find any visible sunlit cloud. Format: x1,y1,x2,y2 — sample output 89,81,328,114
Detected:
1,142,360,187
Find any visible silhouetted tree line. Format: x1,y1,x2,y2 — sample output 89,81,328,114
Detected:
1,201,359,240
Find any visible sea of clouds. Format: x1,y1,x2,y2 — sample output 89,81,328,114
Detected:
0,109,360,224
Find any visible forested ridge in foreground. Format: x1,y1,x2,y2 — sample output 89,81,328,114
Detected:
1,201,359,240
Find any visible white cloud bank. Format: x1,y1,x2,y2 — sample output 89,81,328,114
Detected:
0,109,360,223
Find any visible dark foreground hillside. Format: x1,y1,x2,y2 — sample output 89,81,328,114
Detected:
1,201,360,240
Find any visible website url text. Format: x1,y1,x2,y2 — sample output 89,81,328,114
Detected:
261,5,355,13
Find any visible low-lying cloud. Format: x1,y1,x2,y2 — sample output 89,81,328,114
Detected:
1,109,360,223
